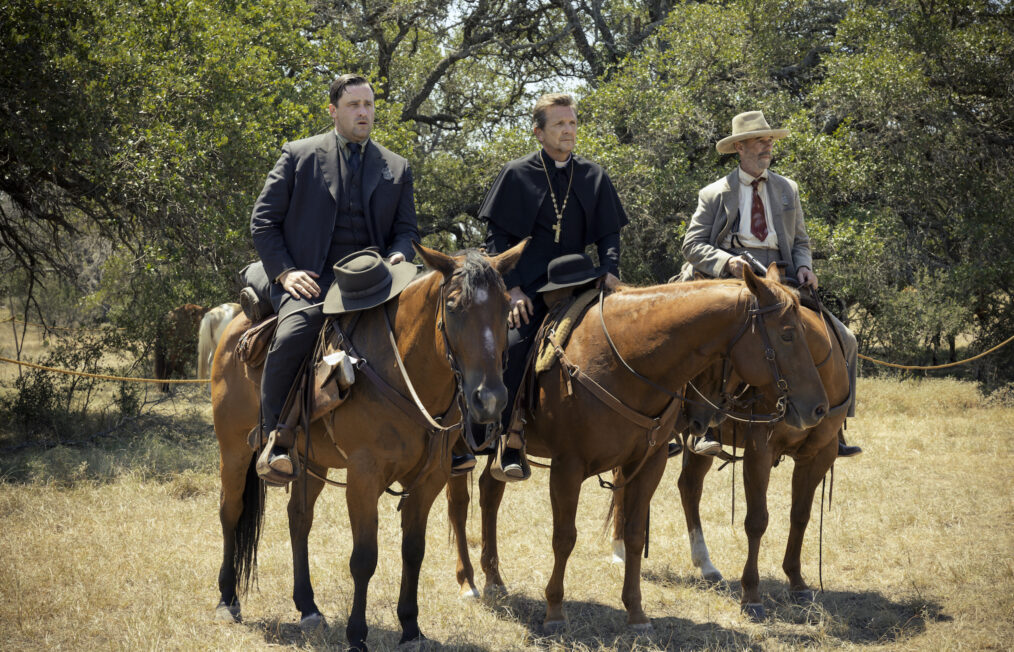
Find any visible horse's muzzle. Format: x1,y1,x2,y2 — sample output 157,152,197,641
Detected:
468,382,507,424
784,399,828,431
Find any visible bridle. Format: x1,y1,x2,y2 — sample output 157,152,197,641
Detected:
311,270,500,499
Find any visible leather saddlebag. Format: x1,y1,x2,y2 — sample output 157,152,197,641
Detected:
310,323,356,421
235,315,278,368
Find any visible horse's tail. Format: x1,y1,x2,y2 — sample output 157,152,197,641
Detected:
197,312,214,381
235,454,265,594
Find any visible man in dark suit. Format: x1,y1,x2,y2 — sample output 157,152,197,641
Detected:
250,73,419,482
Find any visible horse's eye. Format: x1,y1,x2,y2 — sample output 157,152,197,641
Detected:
781,328,795,342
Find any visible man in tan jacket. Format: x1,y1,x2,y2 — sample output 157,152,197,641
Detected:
681,111,860,458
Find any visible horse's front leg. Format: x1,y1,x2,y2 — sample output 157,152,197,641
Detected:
287,470,327,628
543,457,583,631
397,470,448,644
741,429,773,620
446,473,479,597
345,462,382,651
678,444,722,583
783,433,838,603
620,448,667,630
478,458,508,594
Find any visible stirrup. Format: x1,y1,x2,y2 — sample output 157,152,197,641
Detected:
255,428,298,486
490,432,531,483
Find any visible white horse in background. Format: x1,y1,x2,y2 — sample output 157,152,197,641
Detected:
198,302,241,382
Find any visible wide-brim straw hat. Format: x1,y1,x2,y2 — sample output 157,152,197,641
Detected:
716,111,790,154
323,250,417,315
537,253,609,292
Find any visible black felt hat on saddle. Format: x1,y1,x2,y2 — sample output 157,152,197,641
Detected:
323,250,417,315
537,253,609,293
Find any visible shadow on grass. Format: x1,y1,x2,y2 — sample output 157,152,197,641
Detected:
644,566,947,647
247,614,494,651
482,591,754,651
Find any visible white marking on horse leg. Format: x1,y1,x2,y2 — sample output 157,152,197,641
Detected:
610,538,625,564
690,527,722,581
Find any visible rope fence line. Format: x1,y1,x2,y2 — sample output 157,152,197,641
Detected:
0,356,210,384
1,316,125,333
857,333,1014,371
4,320,1014,381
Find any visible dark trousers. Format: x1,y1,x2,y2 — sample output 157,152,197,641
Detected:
259,279,331,434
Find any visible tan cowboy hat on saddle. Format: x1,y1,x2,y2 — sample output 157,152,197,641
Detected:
715,111,790,154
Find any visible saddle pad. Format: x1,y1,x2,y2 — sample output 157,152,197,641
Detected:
535,288,599,375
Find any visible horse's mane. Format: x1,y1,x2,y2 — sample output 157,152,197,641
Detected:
451,250,506,308
409,248,506,309
609,275,800,316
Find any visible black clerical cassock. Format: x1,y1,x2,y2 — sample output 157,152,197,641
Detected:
478,148,629,427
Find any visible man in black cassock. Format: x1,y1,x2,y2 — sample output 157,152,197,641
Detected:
476,93,628,481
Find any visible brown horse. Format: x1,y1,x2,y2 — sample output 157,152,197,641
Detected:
447,265,829,631
211,242,524,651
610,302,850,620
154,303,209,391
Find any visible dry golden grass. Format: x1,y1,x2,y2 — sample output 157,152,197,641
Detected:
0,376,1012,650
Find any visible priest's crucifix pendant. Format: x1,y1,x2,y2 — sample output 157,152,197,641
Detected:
553,220,562,243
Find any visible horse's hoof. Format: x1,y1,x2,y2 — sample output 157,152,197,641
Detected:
702,570,725,585
542,619,567,634
214,601,241,623
483,583,507,599
791,589,815,605
628,621,654,633
742,602,766,621
459,585,480,599
610,539,625,564
299,612,327,633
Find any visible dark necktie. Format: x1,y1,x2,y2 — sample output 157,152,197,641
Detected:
347,142,361,176
750,178,768,241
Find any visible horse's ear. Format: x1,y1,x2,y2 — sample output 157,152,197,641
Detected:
489,237,530,277
743,263,777,304
413,242,457,277
766,262,780,279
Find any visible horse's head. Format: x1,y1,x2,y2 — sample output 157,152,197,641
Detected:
729,263,829,430
685,360,746,436
413,240,528,423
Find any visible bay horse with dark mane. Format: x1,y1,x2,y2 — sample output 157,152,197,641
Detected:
447,264,829,631
211,242,524,651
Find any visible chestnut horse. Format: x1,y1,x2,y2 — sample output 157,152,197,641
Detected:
211,243,523,651
446,265,829,631
610,302,850,620
681,303,848,619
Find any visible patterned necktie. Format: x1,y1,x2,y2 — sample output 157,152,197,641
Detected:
347,142,362,176
750,178,768,241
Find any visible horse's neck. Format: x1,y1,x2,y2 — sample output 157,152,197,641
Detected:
595,284,748,391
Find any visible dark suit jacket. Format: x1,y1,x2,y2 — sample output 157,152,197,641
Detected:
250,131,418,283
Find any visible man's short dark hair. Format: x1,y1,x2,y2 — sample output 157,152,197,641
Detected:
533,93,576,129
329,74,372,105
